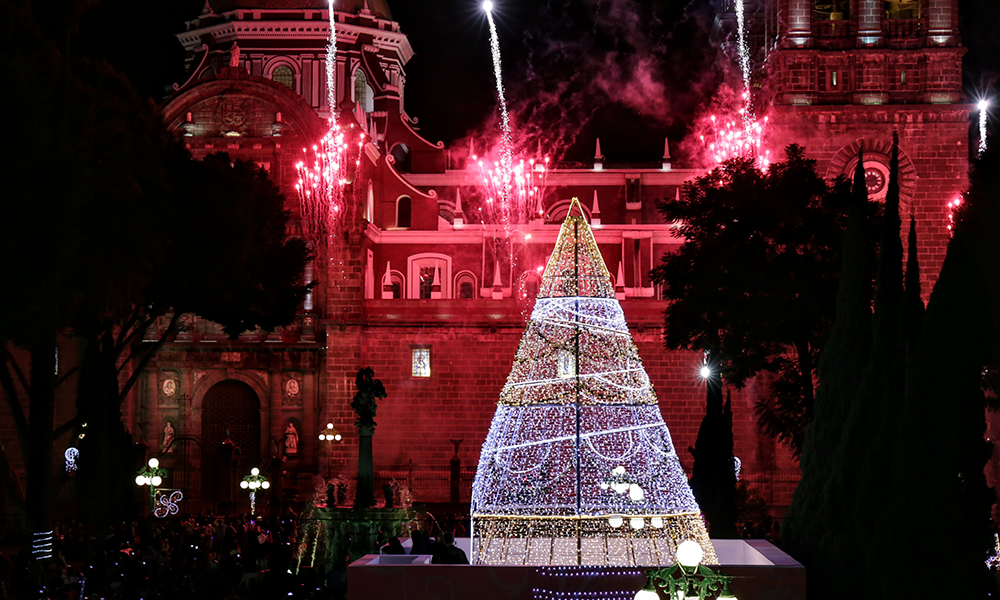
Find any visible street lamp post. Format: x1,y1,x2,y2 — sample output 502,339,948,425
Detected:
318,422,342,477
135,458,168,516
634,540,737,600
240,467,270,515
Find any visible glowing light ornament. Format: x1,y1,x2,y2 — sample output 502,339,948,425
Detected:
471,198,715,566
154,490,184,518
979,99,989,156
987,533,1000,570
64,447,79,472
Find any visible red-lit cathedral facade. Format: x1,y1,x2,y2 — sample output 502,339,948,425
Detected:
134,0,969,514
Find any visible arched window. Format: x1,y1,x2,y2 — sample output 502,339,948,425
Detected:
387,271,405,299
418,266,439,299
272,65,295,90
354,70,374,113
407,253,452,299
366,180,375,223
454,271,477,300
396,196,411,229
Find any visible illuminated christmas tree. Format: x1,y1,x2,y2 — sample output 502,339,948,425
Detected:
471,198,715,566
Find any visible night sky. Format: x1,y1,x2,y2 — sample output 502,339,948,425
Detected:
72,0,1000,163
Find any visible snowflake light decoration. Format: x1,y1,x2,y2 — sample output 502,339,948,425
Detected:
471,198,715,566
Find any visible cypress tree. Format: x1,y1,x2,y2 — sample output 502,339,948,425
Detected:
889,147,998,597
688,357,738,539
849,133,907,593
783,150,873,596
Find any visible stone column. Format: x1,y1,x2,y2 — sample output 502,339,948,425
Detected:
856,0,882,45
926,0,958,45
354,423,376,508
787,0,812,47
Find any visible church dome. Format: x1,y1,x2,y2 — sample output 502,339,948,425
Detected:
208,0,391,20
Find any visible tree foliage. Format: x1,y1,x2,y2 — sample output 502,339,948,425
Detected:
650,145,879,454
787,137,999,599
0,0,310,532
687,357,737,538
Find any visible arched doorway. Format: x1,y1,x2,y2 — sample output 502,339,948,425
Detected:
200,380,261,513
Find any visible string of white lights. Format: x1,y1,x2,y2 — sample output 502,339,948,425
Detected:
472,199,714,566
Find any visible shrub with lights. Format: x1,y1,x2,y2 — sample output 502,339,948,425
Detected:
471,198,715,565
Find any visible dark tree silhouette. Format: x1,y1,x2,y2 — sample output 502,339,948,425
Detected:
0,1,310,531
651,145,879,454
788,137,999,599
687,354,737,538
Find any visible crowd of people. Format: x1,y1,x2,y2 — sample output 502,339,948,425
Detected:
0,515,343,600
380,531,468,564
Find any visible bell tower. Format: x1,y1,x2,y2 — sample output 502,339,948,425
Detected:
761,0,968,293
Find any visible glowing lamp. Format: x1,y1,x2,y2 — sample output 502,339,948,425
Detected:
612,482,629,494
483,0,493,12
319,434,325,440
148,458,159,469
262,481,270,489
251,467,260,476
628,484,644,501
634,586,658,600
699,365,711,379
630,517,645,530
151,476,162,487
327,423,334,429
612,466,626,475
676,540,704,567
608,515,624,528
135,475,146,486
241,481,249,489
650,516,664,529
334,434,342,441
980,100,990,111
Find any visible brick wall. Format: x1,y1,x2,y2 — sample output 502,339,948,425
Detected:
766,105,969,296
319,316,797,504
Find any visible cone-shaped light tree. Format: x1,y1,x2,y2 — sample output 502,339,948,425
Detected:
471,198,713,566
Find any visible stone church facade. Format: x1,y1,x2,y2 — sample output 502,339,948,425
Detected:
127,0,970,515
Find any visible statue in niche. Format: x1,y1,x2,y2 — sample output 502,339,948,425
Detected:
229,42,241,67
162,421,175,454
284,422,299,456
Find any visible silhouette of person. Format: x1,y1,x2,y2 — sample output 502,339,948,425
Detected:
431,532,468,565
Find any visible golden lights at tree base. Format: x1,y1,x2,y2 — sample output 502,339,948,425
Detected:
471,198,715,566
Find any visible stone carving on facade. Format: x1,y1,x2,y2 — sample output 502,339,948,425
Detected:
193,371,206,386
158,371,180,406
284,422,299,456
229,42,241,67
271,112,286,137
252,371,269,388
162,421,175,454
217,96,249,135
282,371,304,406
